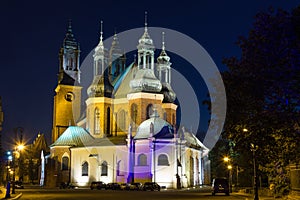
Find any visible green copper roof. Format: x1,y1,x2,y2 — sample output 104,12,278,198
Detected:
51,126,94,147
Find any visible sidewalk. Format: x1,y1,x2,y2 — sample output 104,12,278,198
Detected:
0,187,22,200
235,189,300,200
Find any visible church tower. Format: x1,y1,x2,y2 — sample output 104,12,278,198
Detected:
157,32,177,126
52,21,82,143
128,12,163,131
86,21,114,138
109,32,126,82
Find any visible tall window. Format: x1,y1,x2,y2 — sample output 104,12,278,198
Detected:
137,154,147,166
158,154,169,166
101,161,108,176
172,114,175,126
106,107,111,135
118,110,126,131
62,156,69,170
82,161,88,176
117,160,123,176
163,112,167,120
94,108,100,135
131,104,138,128
146,104,153,119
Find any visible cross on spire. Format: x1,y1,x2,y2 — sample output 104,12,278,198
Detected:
100,20,103,42
144,11,148,31
67,19,72,32
162,32,165,51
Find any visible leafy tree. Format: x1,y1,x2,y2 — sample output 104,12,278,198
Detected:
208,6,300,195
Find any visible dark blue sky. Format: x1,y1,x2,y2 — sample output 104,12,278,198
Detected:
0,0,299,149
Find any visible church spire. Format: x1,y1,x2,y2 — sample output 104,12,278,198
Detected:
157,32,176,103
157,32,170,65
130,12,162,93
137,11,155,70
93,20,108,77
144,11,148,32
109,29,125,82
100,20,103,45
162,31,165,51
88,20,113,98
58,19,81,85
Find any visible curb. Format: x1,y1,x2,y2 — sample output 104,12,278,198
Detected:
11,193,22,200
1,193,22,200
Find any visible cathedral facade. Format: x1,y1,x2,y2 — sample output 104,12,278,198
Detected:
46,19,211,189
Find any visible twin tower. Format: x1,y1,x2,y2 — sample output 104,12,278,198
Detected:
52,18,177,143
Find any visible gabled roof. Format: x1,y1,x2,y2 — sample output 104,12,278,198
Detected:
181,129,210,151
51,126,94,147
112,62,136,98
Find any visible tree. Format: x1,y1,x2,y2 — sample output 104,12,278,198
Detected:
209,6,300,195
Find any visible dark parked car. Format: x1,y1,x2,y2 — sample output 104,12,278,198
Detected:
142,182,160,191
129,182,143,190
120,183,130,190
212,178,229,195
59,182,76,189
90,181,106,190
106,182,121,190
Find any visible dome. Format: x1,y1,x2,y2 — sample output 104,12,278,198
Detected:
129,68,162,93
157,49,170,64
134,112,174,139
87,73,114,98
137,28,155,52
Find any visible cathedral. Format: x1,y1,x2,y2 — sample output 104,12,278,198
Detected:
45,18,211,189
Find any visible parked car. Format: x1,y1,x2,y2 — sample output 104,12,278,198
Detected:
59,182,75,189
90,181,106,190
142,182,160,191
14,181,24,189
129,182,143,191
106,182,121,190
211,178,229,195
120,183,130,190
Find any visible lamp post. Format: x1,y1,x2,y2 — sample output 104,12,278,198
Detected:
227,165,233,192
17,144,24,182
251,143,259,200
11,143,25,194
11,148,16,194
224,156,232,193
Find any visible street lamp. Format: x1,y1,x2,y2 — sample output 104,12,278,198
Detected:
223,156,230,163
251,143,259,200
243,128,248,132
11,143,25,194
17,144,24,151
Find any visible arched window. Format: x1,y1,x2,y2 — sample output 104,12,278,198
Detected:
131,104,138,128
106,107,111,135
82,161,88,176
137,154,147,166
118,110,126,131
158,154,169,166
61,156,69,170
101,161,108,176
146,104,153,119
94,108,100,135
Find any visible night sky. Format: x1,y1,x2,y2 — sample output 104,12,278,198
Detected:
1,0,299,149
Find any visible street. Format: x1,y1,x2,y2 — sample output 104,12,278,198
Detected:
18,187,251,200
